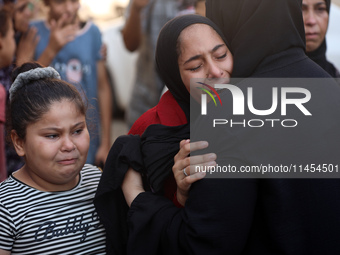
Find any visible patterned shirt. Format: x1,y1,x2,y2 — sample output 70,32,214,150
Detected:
0,164,106,254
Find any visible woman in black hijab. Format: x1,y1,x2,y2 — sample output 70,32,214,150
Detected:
94,14,232,255
123,0,340,254
303,0,340,78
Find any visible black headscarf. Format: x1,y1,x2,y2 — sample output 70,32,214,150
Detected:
306,0,340,78
143,15,230,192
207,0,306,77
155,14,229,118
94,14,230,255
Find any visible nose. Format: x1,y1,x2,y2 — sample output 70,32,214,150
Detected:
61,136,76,152
206,61,223,78
65,1,73,13
304,9,317,26
24,6,32,17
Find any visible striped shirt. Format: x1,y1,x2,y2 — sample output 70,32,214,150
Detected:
0,164,106,254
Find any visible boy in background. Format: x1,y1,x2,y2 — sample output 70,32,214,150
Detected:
32,0,112,167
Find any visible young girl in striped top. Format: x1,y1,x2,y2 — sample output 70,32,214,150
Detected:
0,62,106,255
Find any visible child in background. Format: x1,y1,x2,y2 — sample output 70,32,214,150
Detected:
32,0,112,167
0,9,16,181
13,0,39,66
0,62,106,254
1,0,37,177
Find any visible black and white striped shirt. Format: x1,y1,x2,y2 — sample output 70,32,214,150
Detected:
0,164,106,254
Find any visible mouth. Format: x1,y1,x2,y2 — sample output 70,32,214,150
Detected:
58,158,78,165
305,32,319,40
203,77,231,87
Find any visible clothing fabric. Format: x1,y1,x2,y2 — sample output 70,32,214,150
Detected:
307,40,340,78
95,91,187,255
95,14,229,255
32,20,102,165
306,0,340,78
125,0,195,128
0,164,106,255
123,0,340,254
0,66,24,176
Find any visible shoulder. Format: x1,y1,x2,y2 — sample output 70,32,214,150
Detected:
0,176,20,195
129,106,159,135
81,164,102,178
82,21,101,36
128,91,187,135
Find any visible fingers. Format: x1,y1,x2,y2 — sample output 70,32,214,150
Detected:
188,152,216,167
175,140,209,162
57,13,69,29
179,139,190,149
50,19,57,30
26,27,40,47
179,156,216,177
62,27,77,43
100,43,108,60
182,169,206,184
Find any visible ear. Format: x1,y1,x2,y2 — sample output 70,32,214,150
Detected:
11,130,26,157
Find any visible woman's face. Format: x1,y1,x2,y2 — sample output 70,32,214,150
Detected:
302,0,329,52
178,24,233,96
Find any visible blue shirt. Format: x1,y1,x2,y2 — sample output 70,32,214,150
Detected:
32,20,103,164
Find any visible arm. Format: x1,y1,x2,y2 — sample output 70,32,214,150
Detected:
94,60,112,166
0,250,11,255
121,0,149,52
123,167,258,254
37,14,77,66
122,112,258,254
15,27,39,66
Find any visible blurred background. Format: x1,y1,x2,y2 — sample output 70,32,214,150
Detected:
31,0,340,142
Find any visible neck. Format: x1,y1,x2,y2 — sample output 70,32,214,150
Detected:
14,165,80,192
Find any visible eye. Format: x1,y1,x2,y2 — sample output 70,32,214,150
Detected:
217,53,227,60
45,134,59,139
189,65,202,72
73,128,83,135
316,7,327,12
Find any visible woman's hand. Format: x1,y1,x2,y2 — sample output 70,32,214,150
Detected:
122,168,145,207
173,140,216,206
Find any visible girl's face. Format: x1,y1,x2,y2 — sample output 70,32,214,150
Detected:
47,0,80,25
302,0,329,52
12,99,89,191
178,24,233,98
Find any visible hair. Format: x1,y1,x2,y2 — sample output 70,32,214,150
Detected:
0,9,11,37
7,62,87,141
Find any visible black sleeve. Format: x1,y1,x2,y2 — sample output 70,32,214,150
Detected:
126,172,258,255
